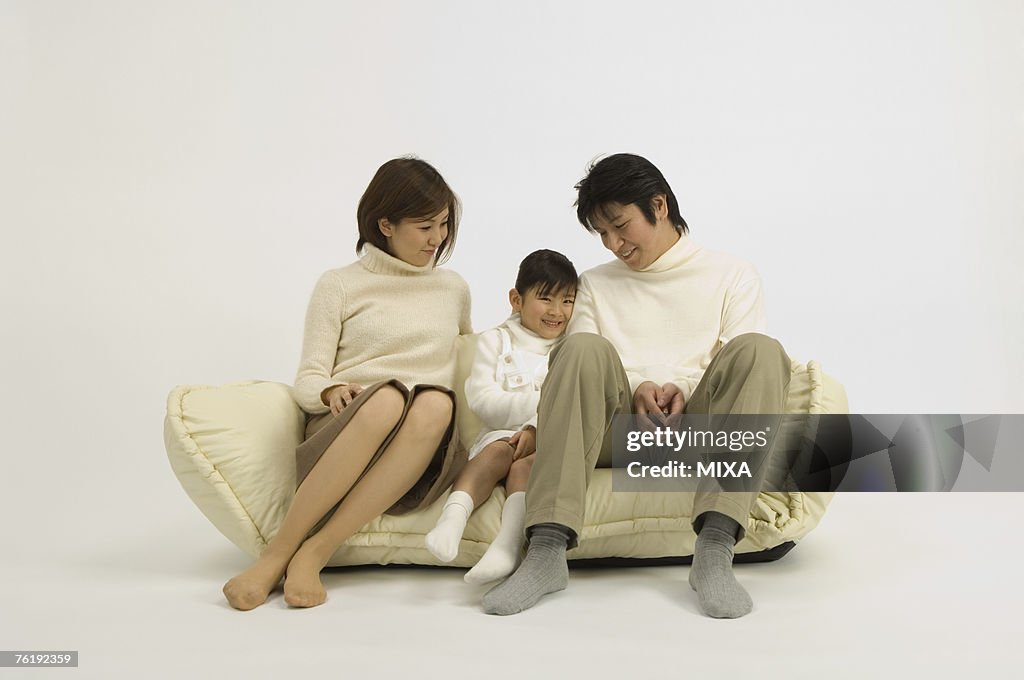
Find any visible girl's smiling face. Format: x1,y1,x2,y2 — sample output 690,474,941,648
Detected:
378,207,450,266
510,285,576,339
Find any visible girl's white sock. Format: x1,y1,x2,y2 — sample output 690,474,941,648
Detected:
465,491,526,584
425,491,474,562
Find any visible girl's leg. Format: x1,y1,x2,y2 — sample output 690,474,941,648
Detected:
283,389,455,607
465,454,534,585
426,440,514,562
505,452,534,495
222,386,406,611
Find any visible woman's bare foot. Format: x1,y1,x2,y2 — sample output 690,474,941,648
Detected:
283,546,328,608
223,550,290,611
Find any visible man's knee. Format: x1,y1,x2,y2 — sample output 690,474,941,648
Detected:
550,333,618,367
722,333,788,365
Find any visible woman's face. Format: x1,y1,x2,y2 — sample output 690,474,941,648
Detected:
378,207,450,266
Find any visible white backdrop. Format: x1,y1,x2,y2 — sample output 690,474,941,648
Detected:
1,0,1022,650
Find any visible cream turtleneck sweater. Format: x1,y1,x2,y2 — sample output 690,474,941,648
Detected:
293,244,472,414
567,234,767,401
464,314,558,431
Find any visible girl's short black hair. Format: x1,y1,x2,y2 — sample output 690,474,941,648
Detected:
574,153,689,234
515,249,578,298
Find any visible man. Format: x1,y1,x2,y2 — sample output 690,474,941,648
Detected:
482,153,792,617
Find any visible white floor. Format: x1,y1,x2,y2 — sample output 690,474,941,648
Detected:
2,492,1021,679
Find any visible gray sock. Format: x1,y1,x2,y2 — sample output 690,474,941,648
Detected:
481,523,570,615
688,512,753,618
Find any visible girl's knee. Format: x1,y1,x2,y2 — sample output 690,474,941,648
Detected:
510,455,534,475
480,440,515,467
506,454,534,487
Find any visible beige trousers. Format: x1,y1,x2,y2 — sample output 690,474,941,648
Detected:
525,332,791,547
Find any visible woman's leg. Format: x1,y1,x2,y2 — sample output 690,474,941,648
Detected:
465,454,533,585
426,440,514,561
283,389,455,607
222,386,406,610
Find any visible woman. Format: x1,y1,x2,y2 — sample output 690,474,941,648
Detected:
223,157,472,610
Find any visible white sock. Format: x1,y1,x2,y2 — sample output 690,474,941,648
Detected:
425,491,474,562
465,492,526,585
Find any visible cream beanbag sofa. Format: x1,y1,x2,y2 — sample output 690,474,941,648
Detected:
164,336,848,568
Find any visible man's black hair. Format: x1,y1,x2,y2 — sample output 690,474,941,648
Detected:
515,249,578,298
574,153,689,234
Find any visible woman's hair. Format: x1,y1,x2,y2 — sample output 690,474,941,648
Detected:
574,153,689,234
356,157,461,264
515,249,578,298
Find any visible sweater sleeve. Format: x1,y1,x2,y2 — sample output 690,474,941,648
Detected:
566,274,598,336
293,271,347,414
458,276,473,335
568,273,649,398
464,328,540,431
720,265,767,345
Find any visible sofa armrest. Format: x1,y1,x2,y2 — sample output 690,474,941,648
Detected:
164,381,305,558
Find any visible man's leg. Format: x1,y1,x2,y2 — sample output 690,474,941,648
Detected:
685,332,791,618
482,333,631,615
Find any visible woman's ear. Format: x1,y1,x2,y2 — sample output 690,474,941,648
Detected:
508,288,523,313
378,217,393,237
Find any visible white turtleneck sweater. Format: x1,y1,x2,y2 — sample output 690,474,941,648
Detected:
464,314,559,432
567,234,767,401
293,244,472,414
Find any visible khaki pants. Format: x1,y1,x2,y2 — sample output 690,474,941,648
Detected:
525,332,791,547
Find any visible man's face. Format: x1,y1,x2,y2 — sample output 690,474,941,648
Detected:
588,198,679,271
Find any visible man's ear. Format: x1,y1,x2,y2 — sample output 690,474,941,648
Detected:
651,194,668,221
378,217,393,237
508,288,523,312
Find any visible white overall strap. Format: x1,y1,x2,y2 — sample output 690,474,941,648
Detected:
498,327,513,357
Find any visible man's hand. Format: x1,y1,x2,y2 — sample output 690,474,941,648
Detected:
325,383,365,415
507,426,536,460
633,381,686,427
658,382,686,416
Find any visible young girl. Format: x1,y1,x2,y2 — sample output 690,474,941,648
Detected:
223,157,472,610
425,250,577,584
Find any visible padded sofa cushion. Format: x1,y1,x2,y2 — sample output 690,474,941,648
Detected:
165,335,847,567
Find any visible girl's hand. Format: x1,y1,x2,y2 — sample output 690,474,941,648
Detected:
507,426,536,460
326,383,365,415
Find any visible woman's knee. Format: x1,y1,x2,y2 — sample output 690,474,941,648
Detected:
354,385,406,427
404,389,454,433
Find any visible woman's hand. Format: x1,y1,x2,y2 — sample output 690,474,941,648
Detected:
507,426,536,460
325,383,365,415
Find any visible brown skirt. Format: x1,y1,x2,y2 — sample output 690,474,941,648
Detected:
295,380,467,526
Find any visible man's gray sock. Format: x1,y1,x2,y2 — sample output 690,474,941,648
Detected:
688,512,753,618
481,523,569,615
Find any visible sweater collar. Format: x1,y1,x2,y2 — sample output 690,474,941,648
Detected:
359,244,436,276
639,233,700,273
503,314,560,353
